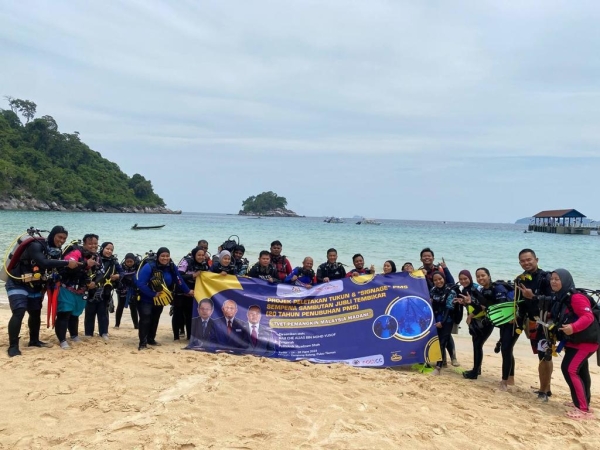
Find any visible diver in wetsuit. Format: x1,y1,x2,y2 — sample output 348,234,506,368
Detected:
5,226,77,356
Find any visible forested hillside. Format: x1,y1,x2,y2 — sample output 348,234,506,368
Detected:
0,97,166,211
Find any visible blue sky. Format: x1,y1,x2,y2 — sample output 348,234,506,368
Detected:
1,0,599,222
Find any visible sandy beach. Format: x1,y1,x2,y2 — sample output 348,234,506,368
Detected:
1,292,599,449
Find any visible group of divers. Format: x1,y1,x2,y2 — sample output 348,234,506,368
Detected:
2,225,600,420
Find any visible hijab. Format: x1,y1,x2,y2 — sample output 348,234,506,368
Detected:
47,225,68,249
459,269,473,285
100,242,113,258
385,260,397,273
191,246,203,261
156,247,171,268
552,268,575,301
218,250,231,266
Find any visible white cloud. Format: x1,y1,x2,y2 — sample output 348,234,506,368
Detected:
1,0,599,221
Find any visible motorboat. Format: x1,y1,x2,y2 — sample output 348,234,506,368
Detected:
131,223,165,230
355,218,382,225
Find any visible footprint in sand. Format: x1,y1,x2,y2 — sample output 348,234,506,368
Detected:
40,413,59,425
54,384,75,395
26,391,47,401
12,435,34,448
40,369,62,379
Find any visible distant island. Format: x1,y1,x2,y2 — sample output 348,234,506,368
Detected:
515,217,534,225
0,97,178,214
238,191,302,217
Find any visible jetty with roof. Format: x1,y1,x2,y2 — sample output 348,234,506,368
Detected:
528,209,590,235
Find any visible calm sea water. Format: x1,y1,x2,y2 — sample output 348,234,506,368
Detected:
1,211,599,289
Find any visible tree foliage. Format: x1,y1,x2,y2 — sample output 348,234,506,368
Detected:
0,97,165,208
241,191,287,213
5,96,37,124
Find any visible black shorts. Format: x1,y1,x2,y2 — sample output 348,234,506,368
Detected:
5,279,44,311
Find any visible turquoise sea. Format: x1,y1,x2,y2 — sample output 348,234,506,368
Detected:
1,211,599,289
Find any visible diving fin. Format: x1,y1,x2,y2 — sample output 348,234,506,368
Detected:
487,302,516,327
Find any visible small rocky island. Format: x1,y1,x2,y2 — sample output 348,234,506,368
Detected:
238,191,302,217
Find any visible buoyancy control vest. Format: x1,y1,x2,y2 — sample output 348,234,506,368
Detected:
317,262,346,282
270,254,289,280
556,290,600,345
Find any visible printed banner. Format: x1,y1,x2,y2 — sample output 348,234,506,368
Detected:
187,271,442,367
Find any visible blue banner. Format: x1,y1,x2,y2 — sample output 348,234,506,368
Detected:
187,271,442,367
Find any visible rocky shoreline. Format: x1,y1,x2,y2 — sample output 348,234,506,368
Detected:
238,207,303,217
0,197,181,214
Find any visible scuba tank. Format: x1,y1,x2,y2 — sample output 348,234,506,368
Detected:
1,227,49,282
212,235,240,264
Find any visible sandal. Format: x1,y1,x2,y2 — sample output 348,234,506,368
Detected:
566,408,594,420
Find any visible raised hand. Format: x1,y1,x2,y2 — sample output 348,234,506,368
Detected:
458,292,472,304
516,283,534,299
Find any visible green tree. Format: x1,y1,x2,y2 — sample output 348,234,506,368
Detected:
5,96,37,123
40,115,58,132
0,97,167,209
241,191,287,213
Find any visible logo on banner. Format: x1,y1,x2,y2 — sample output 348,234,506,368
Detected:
385,295,433,342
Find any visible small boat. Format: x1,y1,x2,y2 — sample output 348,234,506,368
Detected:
324,217,344,223
355,218,382,225
131,223,165,230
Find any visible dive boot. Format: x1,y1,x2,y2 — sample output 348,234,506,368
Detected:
8,337,21,357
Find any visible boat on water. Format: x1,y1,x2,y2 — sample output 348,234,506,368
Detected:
324,217,345,223
355,217,382,225
131,223,165,230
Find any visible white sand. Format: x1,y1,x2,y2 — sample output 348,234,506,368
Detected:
0,291,599,449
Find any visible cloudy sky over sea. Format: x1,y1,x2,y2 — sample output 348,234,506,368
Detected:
1,1,599,222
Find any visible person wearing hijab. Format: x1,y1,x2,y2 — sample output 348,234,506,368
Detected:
56,233,100,350
84,242,123,341
382,260,397,274
551,269,599,420
210,250,237,275
135,247,192,350
430,271,459,374
115,253,140,329
5,225,76,356
174,246,209,340
456,269,493,379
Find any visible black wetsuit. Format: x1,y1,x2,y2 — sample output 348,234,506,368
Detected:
55,248,99,344
173,258,208,340
84,255,122,337
115,262,140,329
232,257,249,276
248,263,279,282
463,284,494,378
517,269,552,360
430,284,455,367
482,283,518,381
210,262,237,275
5,238,69,355
316,262,346,283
